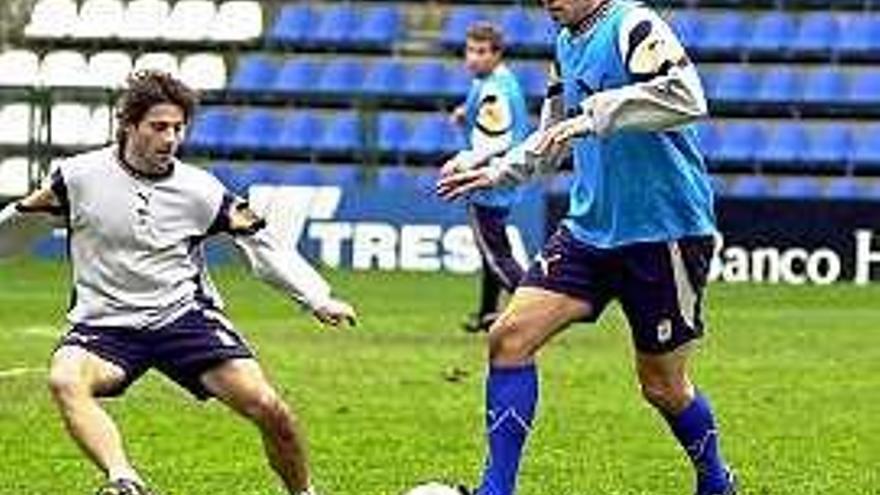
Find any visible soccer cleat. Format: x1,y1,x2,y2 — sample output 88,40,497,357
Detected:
455,486,473,495
95,479,157,495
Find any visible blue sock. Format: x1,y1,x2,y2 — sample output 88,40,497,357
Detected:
665,391,730,494
476,363,538,495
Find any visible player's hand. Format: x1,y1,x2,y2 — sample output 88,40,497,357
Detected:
436,167,496,201
535,114,594,156
449,105,467,126
313,298,358,327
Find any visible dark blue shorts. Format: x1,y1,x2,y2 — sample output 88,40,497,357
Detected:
57,308,255,400
520,227,715,354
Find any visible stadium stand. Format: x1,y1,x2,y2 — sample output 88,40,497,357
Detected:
2,0,880,200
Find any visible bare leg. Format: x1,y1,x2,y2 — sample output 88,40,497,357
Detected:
48,346,142,483
201,358,310,494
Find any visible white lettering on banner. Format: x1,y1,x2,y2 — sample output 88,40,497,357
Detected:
352,223,398,270
249,185,530,273
855,229,880,285
400,225,442,271
712,234,846,285
307,223,351,268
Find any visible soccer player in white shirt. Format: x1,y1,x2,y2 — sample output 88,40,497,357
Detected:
0,71,356,495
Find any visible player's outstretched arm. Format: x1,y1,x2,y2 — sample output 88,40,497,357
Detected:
538,8,708,152
437,64,569,201
0,183,62,258
225,200,357,327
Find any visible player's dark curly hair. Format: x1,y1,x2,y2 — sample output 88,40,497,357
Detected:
115,70,198,144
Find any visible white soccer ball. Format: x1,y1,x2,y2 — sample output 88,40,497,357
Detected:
404,482,462,495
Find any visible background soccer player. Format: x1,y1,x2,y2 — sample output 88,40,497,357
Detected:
443,22,531,333
438,0,736,494
0,71,356,495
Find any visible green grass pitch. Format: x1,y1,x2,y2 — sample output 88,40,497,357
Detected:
0,259,877,495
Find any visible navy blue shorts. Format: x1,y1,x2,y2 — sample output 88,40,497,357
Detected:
520,227,715,354
57,308,255,400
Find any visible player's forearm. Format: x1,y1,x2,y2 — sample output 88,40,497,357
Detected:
0,202,53,258
451,131,513,171
487,130,570,187
234,231,332,311
581,67,707,136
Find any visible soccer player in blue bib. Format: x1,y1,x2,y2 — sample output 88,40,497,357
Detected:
438,0,736,494
444,22,532,332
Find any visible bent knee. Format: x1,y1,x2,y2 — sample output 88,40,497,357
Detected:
488,317,535,364
47,364,87,400
639,380,693,413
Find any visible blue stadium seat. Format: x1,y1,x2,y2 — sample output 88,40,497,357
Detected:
526,13,555,49
209,163,248,195
231,110,280,151
756,68,799,104
694,123,719,154
801,68,847,104
403,114,461,154
310,6,359,46
774,177,822,199
269,5,314,44
791,13,840,53
444,66,472,97
500,8,533,49
728,176,771,198
700,12,749,53
846,72,880,104
316,113,362,152
669,11,703,50
188,108,235,150
404,62,448,96
280,164,323,185
357,6,403,46
748,12,797,53
836,15,880,54
230,56,277,92
414,170,440,195
709,175,726,196
277,112,323,151
247,163,286,185
377,113,409,153
377,167,411,189
712,66,759,103
318,59,365,94
441,7,486,47
758,123,808,164
273,59,319,93
363,60,406,95
714,122,764,163
512,64,546,98
805,124,852,164
852,124,880,166
325,164,360,186
825,177,865,200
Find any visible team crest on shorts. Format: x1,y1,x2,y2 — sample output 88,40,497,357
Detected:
657,319,673,344
535,253,562,277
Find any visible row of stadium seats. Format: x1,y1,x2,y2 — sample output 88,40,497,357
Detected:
6,48,879,111
186,109,880,168
705,65,880,105
0,104,114,146
439,7,880,56
671,11,880,55
26,0,262,41
0,50,226,90
269,4,403,47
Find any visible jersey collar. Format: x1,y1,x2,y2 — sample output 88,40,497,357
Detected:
116,145,176,181
568,0,616,39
